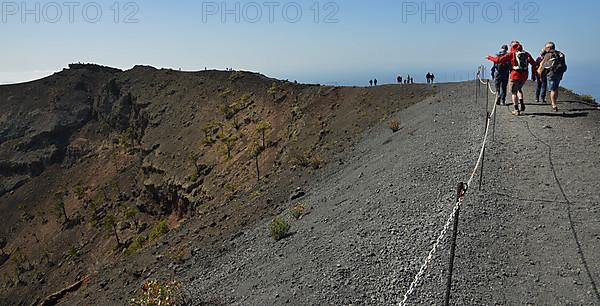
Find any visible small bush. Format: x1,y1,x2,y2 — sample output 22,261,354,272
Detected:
581,94,596,104
288,150,323,169
188,170,199,183
118,127,134,148
389,119,400,132
268,217,290,241
74,185,85,200
148,219,169,241
131,279,189,306
289,203,306,219
125,235,147,257
267,83,280,99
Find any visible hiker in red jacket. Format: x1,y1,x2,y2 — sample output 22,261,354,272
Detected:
487,41,537,115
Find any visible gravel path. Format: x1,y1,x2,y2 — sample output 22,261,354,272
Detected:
185,81,600,305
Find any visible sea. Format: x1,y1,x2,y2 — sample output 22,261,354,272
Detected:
285,64,599,104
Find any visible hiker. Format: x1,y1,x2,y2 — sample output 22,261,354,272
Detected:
397,76,403,84
431,73,435,83
534,48,548,103
410,77,414,84
369,80,373,86
487,41,537,115
490,45,510,105
374,79,378,86
537,41,567,112
426,73,431,84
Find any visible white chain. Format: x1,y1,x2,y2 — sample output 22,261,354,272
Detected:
399,201,461,306
398,71,498,306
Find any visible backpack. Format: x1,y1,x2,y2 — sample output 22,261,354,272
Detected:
495,61,510,75
546,51,568,74
513,51,529,71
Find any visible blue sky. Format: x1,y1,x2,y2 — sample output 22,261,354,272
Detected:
1,0,599,96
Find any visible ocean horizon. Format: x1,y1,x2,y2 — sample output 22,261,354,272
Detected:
278,63,599,103
2,64,598,103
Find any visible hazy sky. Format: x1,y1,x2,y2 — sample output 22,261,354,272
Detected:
2,0,600,87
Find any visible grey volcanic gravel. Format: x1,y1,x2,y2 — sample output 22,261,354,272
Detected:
184,81,600,305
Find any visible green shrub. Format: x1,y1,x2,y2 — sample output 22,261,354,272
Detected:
581,94,596,104
118,127,134,147
149,219,169,241
125,235,147,257
74,185,85,200
268,217,290,241
65,245,78,260
188,170,199,183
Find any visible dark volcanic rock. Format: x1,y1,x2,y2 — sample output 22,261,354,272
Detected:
0,65,120,196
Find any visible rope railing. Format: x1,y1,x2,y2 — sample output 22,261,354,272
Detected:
399,68,499,306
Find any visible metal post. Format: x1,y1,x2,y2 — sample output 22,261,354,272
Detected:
476,79,480,103
486,83,489,129
445,183,466,306
444,206,460,306
479,147,486,191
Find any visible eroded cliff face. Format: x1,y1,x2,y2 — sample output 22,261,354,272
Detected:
0,65,117,195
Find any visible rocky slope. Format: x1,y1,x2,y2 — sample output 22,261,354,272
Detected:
0,64,433,305
178,81,600,305
3,65,597,305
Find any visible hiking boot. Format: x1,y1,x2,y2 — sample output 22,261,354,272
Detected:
495,97,501,105
542,99,547,104
519,100,526,112
511,110,521,116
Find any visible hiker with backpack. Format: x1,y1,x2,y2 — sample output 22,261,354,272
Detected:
487,41,537,115
537,41,567,112
534,48,548,104
490,45,510,105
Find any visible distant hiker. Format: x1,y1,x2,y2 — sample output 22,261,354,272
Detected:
410,77,414,84
538,41,567,112
487,41,536,115
431,73,435,83
534,48,548,103
426,73,432,84
369,80,373,87
374,79,378,86
490,45,510,105
397,76,402,84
